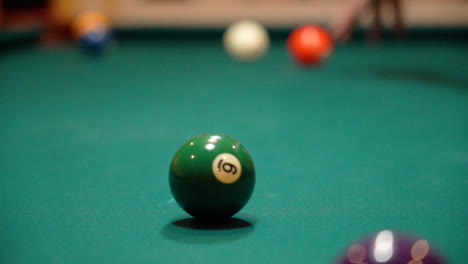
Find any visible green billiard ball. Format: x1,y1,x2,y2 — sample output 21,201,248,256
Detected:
169,133,255,221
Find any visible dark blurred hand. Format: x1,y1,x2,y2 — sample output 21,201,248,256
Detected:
330,0,406,43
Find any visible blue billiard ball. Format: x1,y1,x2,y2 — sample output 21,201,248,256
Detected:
80,28,111,52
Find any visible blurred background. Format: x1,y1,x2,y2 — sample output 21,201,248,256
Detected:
1,1,467,264
1,0,467,34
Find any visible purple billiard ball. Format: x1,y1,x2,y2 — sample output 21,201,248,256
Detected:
337,230,447,264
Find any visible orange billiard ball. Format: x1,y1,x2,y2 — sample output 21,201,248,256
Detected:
287,25,334,66
71,11,111,39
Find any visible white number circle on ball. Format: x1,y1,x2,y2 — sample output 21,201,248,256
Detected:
212,153,242,184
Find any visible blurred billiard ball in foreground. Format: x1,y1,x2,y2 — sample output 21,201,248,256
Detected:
169,134,255,221
337,230,447,264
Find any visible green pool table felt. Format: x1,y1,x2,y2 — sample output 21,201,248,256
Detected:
1,29,467,263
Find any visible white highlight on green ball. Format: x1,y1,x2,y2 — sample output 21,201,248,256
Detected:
223,20,270,61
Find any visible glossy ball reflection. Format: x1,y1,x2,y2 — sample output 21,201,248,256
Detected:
169,134,255,221
337,230,447,264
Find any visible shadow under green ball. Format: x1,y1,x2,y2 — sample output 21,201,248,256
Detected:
160,217,255,244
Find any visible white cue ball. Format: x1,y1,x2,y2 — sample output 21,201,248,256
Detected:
223,20,270,61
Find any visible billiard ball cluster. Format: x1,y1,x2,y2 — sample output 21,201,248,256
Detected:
223,19,333,66
70,14,333,64
71,12,112,53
